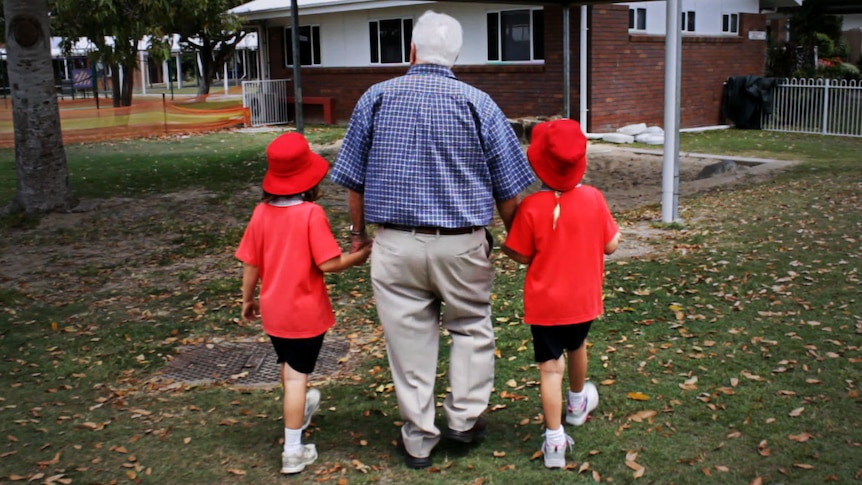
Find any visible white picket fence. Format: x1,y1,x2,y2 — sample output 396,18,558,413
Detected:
242,79,292,127
762,78,862,137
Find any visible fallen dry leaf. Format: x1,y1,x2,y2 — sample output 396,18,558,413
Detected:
789,407,805,417
629,409,658,423
627,391,650,401
625,460,645,478
793,463,814,469
788,432,814,442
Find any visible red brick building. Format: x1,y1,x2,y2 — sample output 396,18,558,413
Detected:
235,1,771,131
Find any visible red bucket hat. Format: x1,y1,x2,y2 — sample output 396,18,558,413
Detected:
262,132,329,195
526,119,587,192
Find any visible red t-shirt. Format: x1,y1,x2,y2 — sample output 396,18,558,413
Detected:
235,202,342,338
504,186,618,325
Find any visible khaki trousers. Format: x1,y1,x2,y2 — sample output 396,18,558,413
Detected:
370,227,495,458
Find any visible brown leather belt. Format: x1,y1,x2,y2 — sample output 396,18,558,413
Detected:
381,224,480,235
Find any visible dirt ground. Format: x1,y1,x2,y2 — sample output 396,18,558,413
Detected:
0,142,799,301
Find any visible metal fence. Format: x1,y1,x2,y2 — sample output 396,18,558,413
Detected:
242,79,291,127
762,78,862,137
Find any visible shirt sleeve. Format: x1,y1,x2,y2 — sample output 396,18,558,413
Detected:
235,206,262,266
478,97,535,201
330,89,378,193
308,205,343,266
503,199,535,258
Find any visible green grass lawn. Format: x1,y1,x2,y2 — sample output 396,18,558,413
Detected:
0,128,859,484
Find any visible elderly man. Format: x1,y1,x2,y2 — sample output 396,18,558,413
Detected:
330,10,534,469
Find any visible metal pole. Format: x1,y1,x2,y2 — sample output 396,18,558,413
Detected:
662,0,682,223
290,0,304,133
562,4,571,119
140,50,147,95
822,79,829,134
579,5,588,131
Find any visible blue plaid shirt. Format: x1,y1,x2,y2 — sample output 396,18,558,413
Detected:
331,64,534,228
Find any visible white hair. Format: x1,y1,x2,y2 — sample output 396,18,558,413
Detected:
411,10,462,68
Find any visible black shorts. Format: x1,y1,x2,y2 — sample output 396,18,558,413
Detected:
269,332,326,374
531,321,593,363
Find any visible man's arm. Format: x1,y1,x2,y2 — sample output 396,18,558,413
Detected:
495,196,519,232
348,189,372,253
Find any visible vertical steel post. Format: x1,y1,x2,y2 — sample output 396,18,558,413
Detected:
662,0,682,223
563,4,570,119
290,0,304,133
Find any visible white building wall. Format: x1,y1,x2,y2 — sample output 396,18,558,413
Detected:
266,3,541,68
620,0,759,36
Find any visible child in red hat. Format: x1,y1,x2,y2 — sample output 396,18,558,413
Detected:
235,132,371,474
502,119,620,469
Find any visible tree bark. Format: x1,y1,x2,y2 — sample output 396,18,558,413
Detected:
3,0,77,214
197,42,214,95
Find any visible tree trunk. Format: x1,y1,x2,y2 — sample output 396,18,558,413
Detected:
197,43,214,96
121,61,135,107
2,0,77,214
111,65,122,107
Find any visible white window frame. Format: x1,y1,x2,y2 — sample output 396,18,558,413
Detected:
681,11,696,33
722,13,739,34
629,7,646,32
369,17,413,64
284,25,321,67
486,8,544,63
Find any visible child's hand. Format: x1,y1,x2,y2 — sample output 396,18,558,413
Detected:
241,300,260,321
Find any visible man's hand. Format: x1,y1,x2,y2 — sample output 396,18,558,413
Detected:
350,234,373,254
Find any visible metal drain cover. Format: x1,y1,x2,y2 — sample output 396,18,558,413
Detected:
158,338,350,389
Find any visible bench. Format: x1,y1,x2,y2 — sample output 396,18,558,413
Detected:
286,96,336,125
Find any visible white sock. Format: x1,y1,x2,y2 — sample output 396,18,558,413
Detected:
284,427,302,455
545,425,566,444
568,389,585,408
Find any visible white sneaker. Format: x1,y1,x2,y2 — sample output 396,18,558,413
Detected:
566,381,599,426
542,433,575,469
281,443,318,474
302,388,321,430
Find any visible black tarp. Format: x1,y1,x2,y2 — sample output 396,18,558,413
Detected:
722,75,779,129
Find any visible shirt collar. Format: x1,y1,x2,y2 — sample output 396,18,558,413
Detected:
407,63,457,80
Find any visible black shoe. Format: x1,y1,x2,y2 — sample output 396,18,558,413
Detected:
444,416,487,443
396,436,432,469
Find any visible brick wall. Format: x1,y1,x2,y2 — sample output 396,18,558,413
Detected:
266,6,766,130
266,7,582,124
589,6,767,132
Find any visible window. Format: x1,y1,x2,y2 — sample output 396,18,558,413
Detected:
629,8,646,31
487,9,544,62
285,25,321,66
722,13,739,34
369,18,412,64
681,11,696,32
